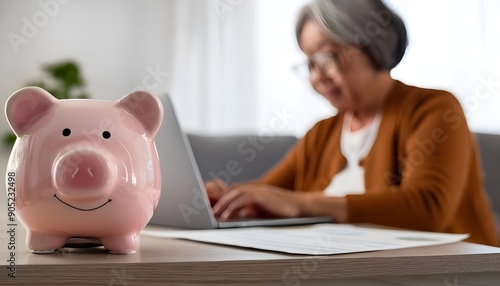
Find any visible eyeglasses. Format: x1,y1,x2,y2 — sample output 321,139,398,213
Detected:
292,52,341,79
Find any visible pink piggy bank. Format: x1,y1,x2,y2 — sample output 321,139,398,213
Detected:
5,87,163,254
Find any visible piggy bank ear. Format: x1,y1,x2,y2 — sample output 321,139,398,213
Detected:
116,91,163,137
5,87,56,136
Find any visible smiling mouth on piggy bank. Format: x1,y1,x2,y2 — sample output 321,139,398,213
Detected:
53,194,112,211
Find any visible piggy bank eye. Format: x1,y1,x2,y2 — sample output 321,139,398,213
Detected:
102,131,111,139
62,128,71,137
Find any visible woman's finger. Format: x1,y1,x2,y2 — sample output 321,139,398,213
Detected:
205,179,229,204
219,192,254,221
212,188,244,216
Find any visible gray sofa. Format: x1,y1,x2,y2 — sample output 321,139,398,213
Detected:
187,133,500,233
476,133,500,232
187,134,297,184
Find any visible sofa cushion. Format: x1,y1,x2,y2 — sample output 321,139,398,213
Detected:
187,134,297,184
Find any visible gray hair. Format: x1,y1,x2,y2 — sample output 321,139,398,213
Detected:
296,0,408,71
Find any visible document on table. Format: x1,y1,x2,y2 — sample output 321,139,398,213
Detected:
141,224,469,255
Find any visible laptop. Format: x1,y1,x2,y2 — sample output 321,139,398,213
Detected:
148,94,332,228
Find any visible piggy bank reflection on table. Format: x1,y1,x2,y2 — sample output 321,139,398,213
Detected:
5,87,163,254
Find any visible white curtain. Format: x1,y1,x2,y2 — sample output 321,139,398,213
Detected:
168,0,260,135
167,0,500,136
168,0,332,137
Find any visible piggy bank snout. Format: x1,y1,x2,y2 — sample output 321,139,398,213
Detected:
54,149,115,197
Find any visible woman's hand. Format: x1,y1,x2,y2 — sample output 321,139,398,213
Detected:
212,184,305,221
204,178,229,206
212,184,348,222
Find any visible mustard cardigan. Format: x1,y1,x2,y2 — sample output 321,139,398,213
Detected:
259,80,498,246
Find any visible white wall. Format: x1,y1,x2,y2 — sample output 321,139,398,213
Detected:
0,0,173,138
1,0,499,140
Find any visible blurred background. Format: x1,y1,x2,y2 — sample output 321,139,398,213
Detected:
0,0,499,141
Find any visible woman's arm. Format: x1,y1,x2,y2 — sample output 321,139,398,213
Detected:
212,91,475,229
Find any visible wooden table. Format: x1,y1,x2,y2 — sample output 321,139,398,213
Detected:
1,223,500,285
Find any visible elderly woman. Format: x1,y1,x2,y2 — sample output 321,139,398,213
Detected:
207,0,498,246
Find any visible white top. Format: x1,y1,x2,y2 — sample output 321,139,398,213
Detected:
323,112,382,197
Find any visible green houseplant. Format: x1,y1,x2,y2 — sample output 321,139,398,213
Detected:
3,60,90,148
